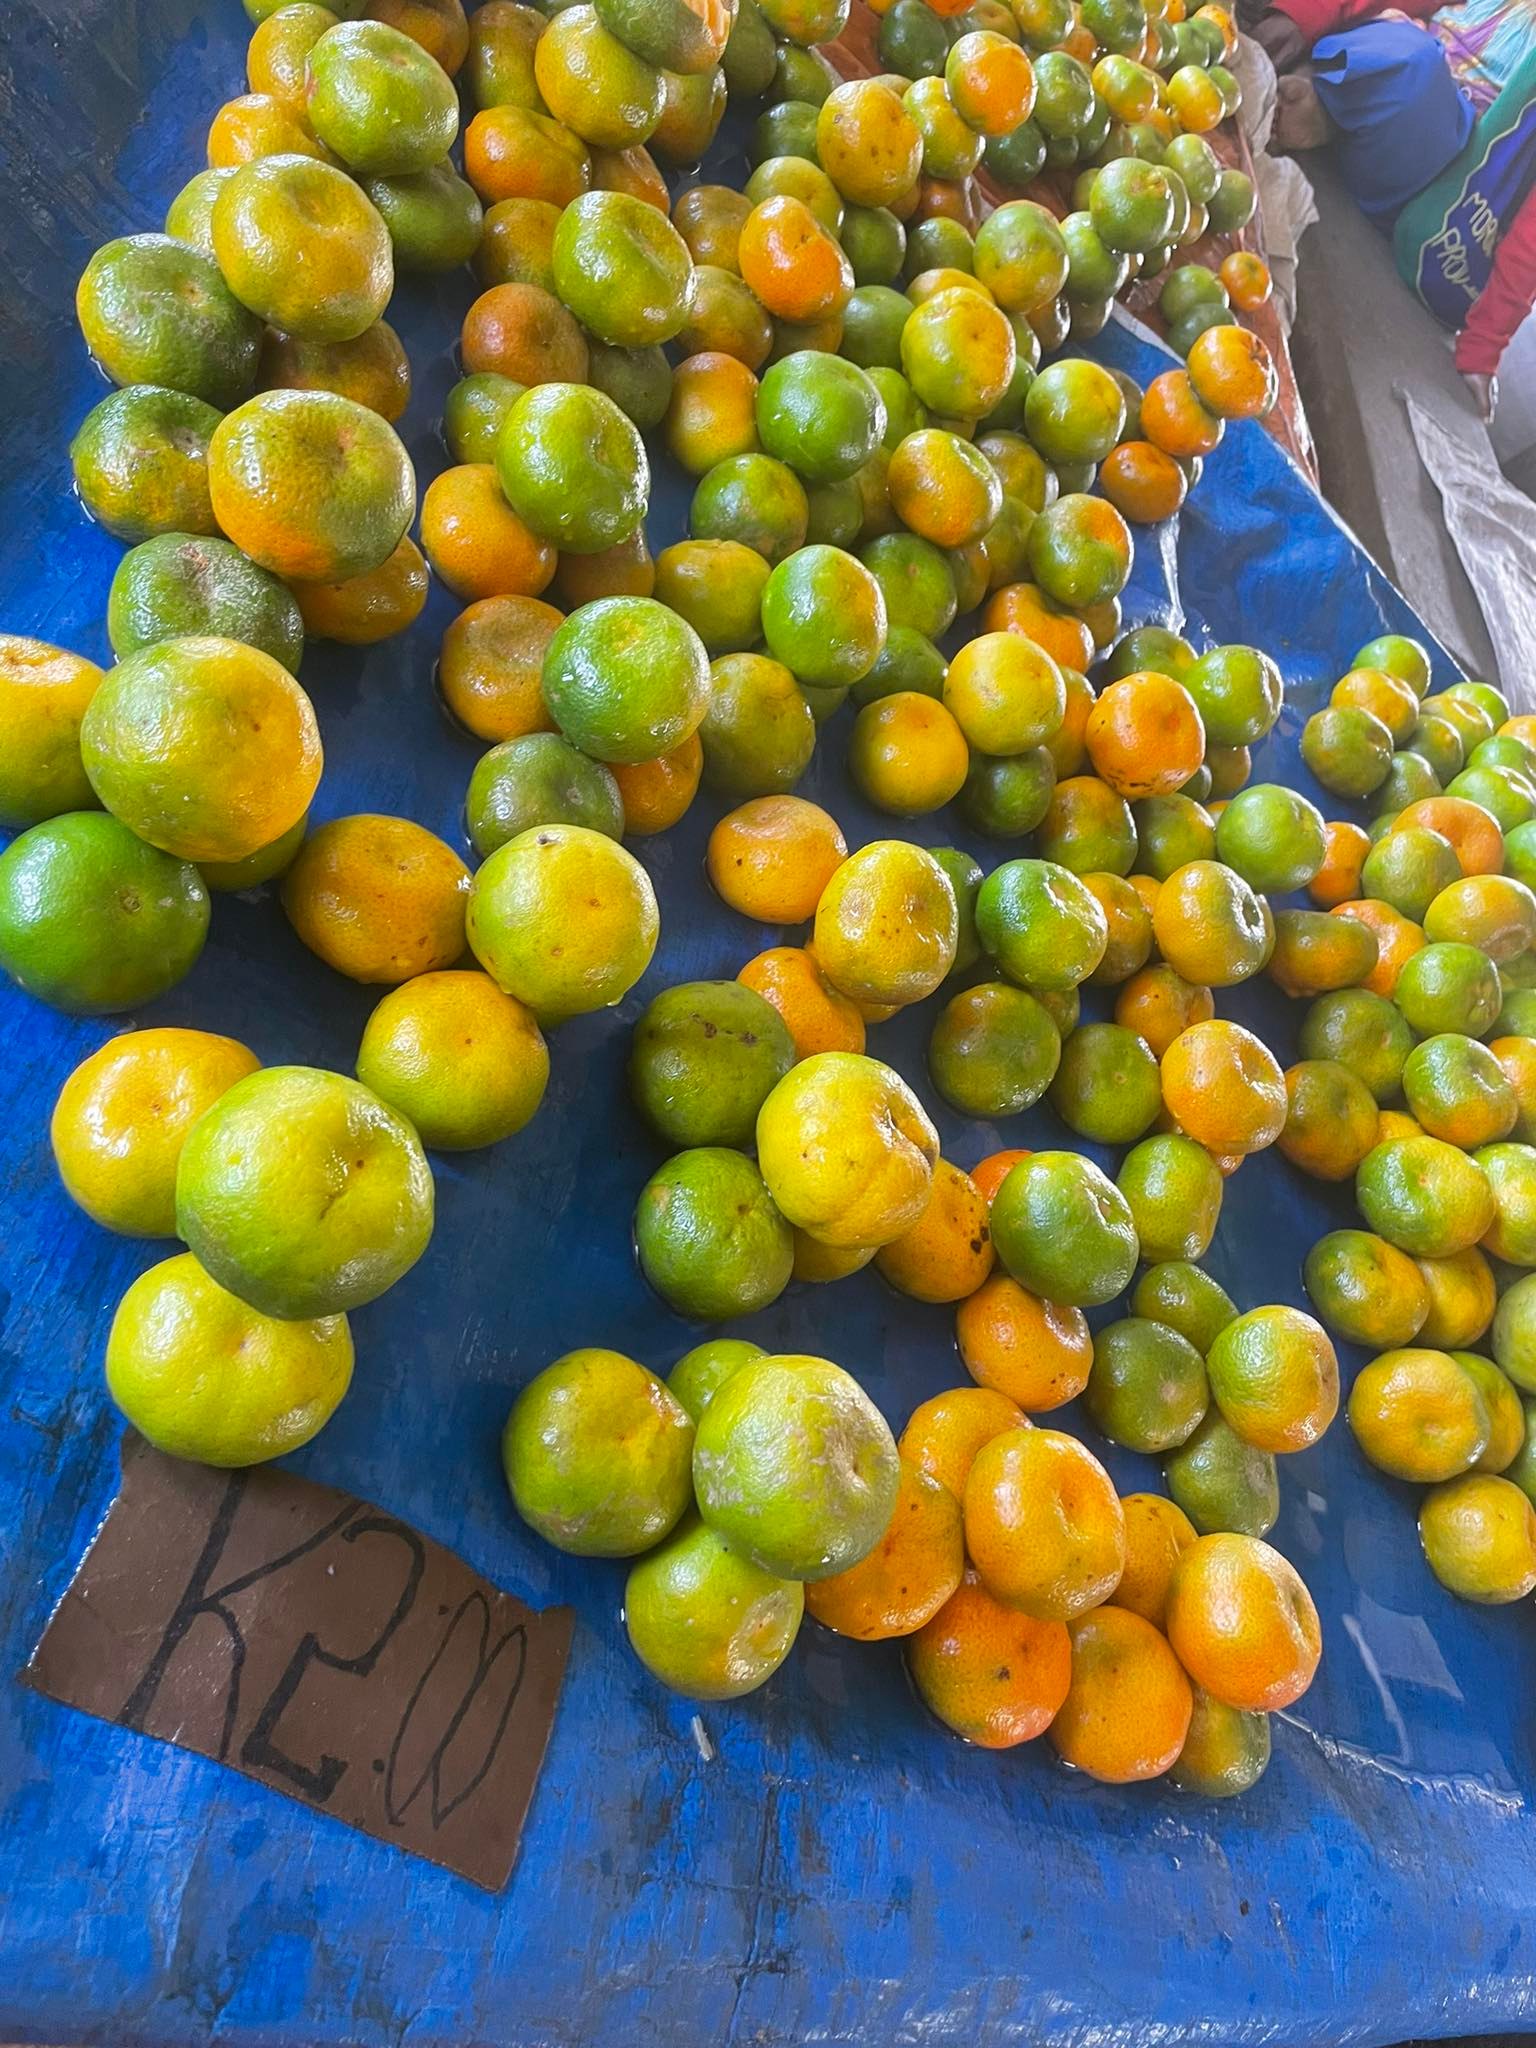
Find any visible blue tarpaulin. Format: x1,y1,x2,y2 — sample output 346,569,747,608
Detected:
1,4,1533,2043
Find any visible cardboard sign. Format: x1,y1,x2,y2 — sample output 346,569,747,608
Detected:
23,1435,573,1892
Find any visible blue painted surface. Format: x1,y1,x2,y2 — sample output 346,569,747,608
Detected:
2,5,1535,2044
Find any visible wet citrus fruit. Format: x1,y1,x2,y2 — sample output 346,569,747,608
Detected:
51,1027,260,1237
1166,1533,1319,1711
105,1251,353,1465
1115,1491,1199,1626
990,1149,1139,1306
1133,1260,1238,1356
81,636,320,865
762,543,887,690
965,1425,1125,1620
1170,1687,1271,1797
738,945,865,1058
635,1146,793,1319
1419,1472,1536,1602
624,1517,803,1700
541,595,709,764
212,153,393,342
107,534,303,668
1165,1410,1279,1538
468,822,659,1022
1205,1305,1339,1454
503,1347,693,1554
209,387,413,582
1302,1229,1430,1349
1347,1347,1490,1481
175,1064,433,1318
280,812,467,981
1049,1604,1193,1782
533,4,666,149
629,980,794,1149
1085,1316,1209,1454
907,1568,1071,1747
1115,1131,1223,1262
665,1337,763,1423
1152,860,1270,988
899,1384,1025,1497
356,969,550,1149
70,386,220,544
497,381,649,553
757,1050,938,1247
976,856,1108,991
873,1156,993,1304
705,795,845,924
1113,962,1214,1058
0,812,208,1015
1277,1058,1380,1180
304,18,459,170
1415,1245,1497,1348
693,1352,900,1580
76,232,261,408
812,839,958,1007
1161,1018,1286,1158
805,1458,965,1639
438,594,561,742
553,188,693,347
1356,1134,1496,1257
0,637,104,829
955,1272,1091,1413
927,981,1062,1118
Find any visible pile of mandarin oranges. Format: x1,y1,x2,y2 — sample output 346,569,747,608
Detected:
0,0,1529,1802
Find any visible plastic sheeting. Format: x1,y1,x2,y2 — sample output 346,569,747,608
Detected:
1403,386,1536,710
3,6,1536,2045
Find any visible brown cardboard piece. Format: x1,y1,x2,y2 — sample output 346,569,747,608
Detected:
22,1434,573,1892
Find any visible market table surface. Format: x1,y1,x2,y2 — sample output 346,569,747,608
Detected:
2,5,1535,2045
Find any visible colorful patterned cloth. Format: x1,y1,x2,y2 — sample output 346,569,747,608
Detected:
1432,0,1536,111
1394,42,1536,329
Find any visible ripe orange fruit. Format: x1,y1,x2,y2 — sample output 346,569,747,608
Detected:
982,581,1095,671
1186,323,1278,421
968,1148,1032,1205
1152,858,1270,987
281,813,470,983
874,1158,995,1304
1048,1605,1194,1782
737,945,865,1058
1114,962,1214,1057
420,464,557,603
1165,1532,1322,1711
1161,1018,1287,1157
738,195,854,323
1085,670,1205,799
610,735,702,836
907,1569,1072,1747
899,1385,1025,1499
956,1271,1093,1412
438,593,561,743
461,281,589,385
964,1426,1125,1620
706,795,847,923
1329,897,1425,997
805,1458,965,1640
1393,795,1503,877
1307,818,1371,907
1114,1492,1199,1627
1218,250,1271,311
1140,367,1223,459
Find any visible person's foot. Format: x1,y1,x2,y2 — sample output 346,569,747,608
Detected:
1274,74,1332,150
1462,370,1498,421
